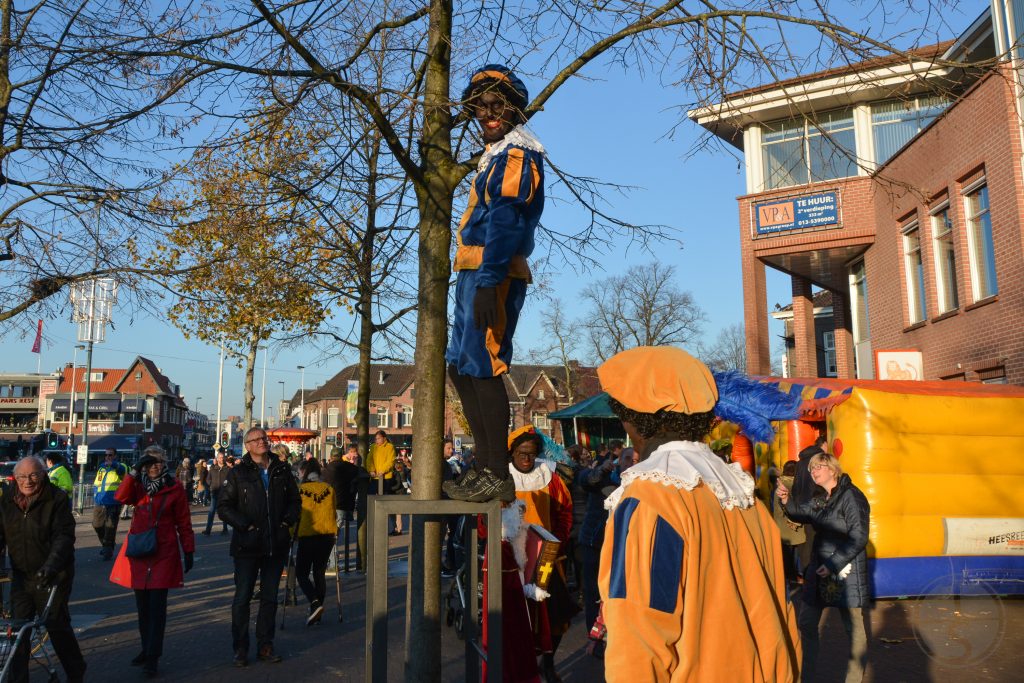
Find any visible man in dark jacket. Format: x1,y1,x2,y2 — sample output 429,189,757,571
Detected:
0,457,87,683
575,440,622,633
218,427,300,667
322,446,358,519
203,448,229,535
790,428,827,572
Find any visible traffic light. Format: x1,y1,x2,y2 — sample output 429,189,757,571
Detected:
47,432,59,449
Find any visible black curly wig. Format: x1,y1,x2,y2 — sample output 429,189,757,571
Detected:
607,395,716,442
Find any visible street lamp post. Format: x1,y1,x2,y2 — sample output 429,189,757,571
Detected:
260,346,268,427
297,366,305,429
277,380,285,426
67,344,85,451
69,277,118,513
215,340,225,449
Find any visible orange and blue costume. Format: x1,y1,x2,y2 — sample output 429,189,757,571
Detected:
446,125,544,378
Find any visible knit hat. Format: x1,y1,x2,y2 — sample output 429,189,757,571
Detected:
462,64,529,123
597,346,718,415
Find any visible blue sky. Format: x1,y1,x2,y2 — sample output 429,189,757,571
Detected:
2,1,986,418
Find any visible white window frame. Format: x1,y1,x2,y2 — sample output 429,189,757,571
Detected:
327,407,339,429
759,108,858,191
531,411,550,430
398,406,413,428
901,220,927,324
930,201,960,314
962,178,998,302
822,331,838,377
376,406,389,429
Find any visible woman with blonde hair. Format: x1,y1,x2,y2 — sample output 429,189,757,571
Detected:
777,452,871,682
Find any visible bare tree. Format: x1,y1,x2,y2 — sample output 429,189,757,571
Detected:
0,0,222,332
117,1,969,675
701,323,747,372
579,261,706,362
528,305,583,405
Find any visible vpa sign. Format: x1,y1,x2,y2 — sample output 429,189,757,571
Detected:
754,191,839,235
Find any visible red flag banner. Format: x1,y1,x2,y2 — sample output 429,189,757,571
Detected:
30,319,42,353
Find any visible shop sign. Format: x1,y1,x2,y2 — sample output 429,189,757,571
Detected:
0,397,37,407
755,191,838,235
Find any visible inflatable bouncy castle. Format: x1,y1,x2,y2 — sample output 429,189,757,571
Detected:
754,377,1024,598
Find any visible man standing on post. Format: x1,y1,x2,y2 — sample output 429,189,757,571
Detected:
93,448,128,560
203,448,229,536
218,427,300,666
0,457,87,683
443,65,544,504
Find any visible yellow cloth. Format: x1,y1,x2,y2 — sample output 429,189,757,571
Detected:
366,441,396,480
298,481,337,537
599,479,800,682
598,346,717,414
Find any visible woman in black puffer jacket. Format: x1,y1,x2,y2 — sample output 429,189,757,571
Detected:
778,452,870,683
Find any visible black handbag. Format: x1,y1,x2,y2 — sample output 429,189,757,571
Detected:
126,496,167,559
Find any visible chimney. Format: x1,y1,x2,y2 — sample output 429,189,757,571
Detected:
378,371,385,385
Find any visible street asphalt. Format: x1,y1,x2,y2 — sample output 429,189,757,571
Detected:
29,505,1022,682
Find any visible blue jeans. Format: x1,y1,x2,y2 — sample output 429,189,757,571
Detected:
231,553,287,653
205,489,226,534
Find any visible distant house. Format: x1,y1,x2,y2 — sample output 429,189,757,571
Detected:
47,356,202,464
299,361,599,457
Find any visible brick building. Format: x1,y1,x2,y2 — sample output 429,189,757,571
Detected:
47,356,194,463
300,361,599,458
691,5,1024,384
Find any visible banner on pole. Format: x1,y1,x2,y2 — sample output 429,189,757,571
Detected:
30,319,42,353
345,380,359,427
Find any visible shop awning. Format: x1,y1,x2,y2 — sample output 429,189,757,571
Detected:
548,392,617,419
85,434,139,452
121,398,146,411
73,398,120,412
51,399,70,411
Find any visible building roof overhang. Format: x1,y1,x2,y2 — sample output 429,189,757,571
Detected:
689,49,959,148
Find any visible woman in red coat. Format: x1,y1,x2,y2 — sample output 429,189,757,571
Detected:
109,445,195,678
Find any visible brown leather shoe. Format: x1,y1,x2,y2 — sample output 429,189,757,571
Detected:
257,645,282,663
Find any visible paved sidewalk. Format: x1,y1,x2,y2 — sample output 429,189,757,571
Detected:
39,506,1024,682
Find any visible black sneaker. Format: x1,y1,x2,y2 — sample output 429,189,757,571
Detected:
306,601,324,626
444,468,515,503
442,468,479,498
233,651,248,668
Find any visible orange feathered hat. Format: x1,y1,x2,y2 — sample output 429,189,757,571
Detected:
597,346,718,414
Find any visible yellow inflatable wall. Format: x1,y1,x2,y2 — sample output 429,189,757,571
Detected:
751,378,1024,596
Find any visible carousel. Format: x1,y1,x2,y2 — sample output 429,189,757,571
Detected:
264,427,319,458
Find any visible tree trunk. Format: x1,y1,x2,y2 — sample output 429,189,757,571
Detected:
406,2,455,679
355,133,380,461
242,333,259,428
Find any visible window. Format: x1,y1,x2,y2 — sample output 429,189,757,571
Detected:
538,389,545,400
376,406,389,428
761,109,857,190
822,331,838,377
531,411,550,430
871,95,949,163
931,205,959,313
964,183,998,301
849,259,873,379
978,366,1007,384
89,372,105,382
397,406,413,428
327,407,339,429
902,222,927,323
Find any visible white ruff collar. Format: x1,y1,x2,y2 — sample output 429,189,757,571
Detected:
508,459,553,491
605,441,755,513
477,124,545,173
